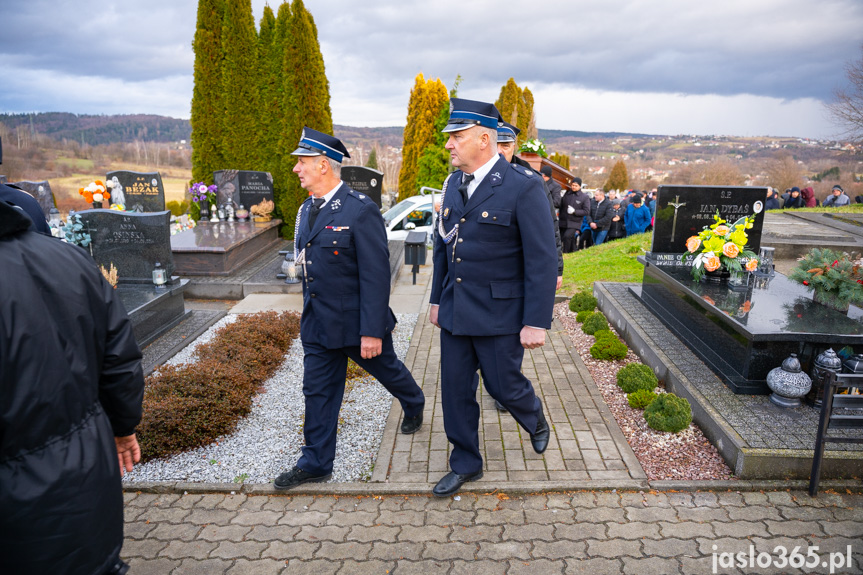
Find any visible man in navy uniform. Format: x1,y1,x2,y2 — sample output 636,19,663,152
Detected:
274,127,425,490
429,100,557,496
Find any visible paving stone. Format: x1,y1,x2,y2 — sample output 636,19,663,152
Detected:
393,559,450,574
325,510,377,527
564,557,624,574
186,508,238,526
692,492,720,507
423,541,477,560
726,506,783,521
449,524,503,543
621,556,681,575
346,524,400,543
476,541,531,560
138,507,193,524
209,540,268,560
124,506,146,522
149,522,202,542
315,541,372,561
217,495,248,511
501,523,555,542
225,558,286,575
122,538,168,559
765,491,796,506
335,559,396,575
679,555,742,575
716,492,745,507
819,520,863,537
586,539,642,558
532,540,587,560
172,558,233,574
263,541,319,561
378,510,424,526
294,525,350,542
607,521,661,540
624,506,679,522
245,525,300,542
368,541,424,561
641,537,699,558
451,559,507,575
280,559,339,575
509,558,566,574
124,520,157,540
741,492,769,505
667,493,694,507
574,506,626,523
555,523,607,541
712,521,769,538
695,537,754,556
779,506,836,521
124,557,180,575
676,506,730,522
277,510,329,526
475,508,525,525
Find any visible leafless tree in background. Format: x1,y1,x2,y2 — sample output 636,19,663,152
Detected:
766,151,803,192
827,44,863,143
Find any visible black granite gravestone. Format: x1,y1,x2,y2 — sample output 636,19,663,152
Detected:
105,170,166,212
78,209,174,281
649,185,767,267
342,166,383,208
213,170,274,210
9,180,55,217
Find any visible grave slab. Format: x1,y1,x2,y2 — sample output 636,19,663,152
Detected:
170,219,282,276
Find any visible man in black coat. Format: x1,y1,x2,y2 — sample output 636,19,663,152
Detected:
559,177,590,252
586,189,613,246
0,199,144,575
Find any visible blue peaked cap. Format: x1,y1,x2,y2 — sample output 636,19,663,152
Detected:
290,127,351,163
497,120,520,143
443,98,502,132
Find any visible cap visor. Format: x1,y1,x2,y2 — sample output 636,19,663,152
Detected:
290,146,322,157
442,123,476,133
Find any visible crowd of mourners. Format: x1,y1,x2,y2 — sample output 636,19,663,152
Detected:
540,167,655,253
766,184,855,209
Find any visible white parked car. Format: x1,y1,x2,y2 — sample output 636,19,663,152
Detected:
383,191,437,245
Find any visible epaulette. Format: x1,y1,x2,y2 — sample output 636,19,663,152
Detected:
507,161,537,180
347,189,373,203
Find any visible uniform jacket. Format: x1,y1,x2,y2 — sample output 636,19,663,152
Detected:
0,200,144,575
512,154,564,276
295,182,395,348
430,155,557,335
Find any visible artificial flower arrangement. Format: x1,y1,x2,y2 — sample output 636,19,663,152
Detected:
788,248,863,311
188,181,218,221
79,180,110,205
683,211,758,282
518,138,548,158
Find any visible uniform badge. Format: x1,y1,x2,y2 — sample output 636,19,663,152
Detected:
490,171,501,185
524,168,532,175
482,211,489,218
359,194,365,199
443,207,450,218
330,199,342,211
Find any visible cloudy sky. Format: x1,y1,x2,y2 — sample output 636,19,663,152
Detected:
1,0,861,138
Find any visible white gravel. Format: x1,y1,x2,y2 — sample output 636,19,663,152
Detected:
123,313,418,485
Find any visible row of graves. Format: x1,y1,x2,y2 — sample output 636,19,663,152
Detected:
606,184,863,479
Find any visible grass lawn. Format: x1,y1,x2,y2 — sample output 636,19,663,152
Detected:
560,232,653,295
767,204,863,214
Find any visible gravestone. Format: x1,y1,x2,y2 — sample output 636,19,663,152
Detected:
9,180,56,217
213,170,274,210
648,185,767,267
105,170,166,212
77,209,174,281
342,166,383,208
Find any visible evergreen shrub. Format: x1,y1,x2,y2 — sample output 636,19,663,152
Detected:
627,389,658,409
616,363,657,393
581,312,609,335
590,337,628,360
644,393,692,433
569,292,598,313
576,310,594,323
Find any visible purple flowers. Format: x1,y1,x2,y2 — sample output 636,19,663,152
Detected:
189,182,218,204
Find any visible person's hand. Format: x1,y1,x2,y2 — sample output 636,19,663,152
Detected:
556,276,563,291
429,305,440,328
590,222,597,229
115,434,140,477
520,326,546,349
613,216,620,221
567,206,575,215
361,336,382,359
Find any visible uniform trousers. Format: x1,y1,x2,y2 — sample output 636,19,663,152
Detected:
297,333,424,475
439,328,541,474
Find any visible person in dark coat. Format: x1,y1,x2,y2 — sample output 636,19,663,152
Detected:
559,177,590,252
586,189,613,246
274,128,426,490
765,187,780,210
783,187,805,209
430,99,556,497
606,201,626,241
0,198,144,575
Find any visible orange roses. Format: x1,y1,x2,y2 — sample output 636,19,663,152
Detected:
722,242,740,258
745,258,759,272
79,180,110,204
686,236,701,253
704,254,721,272
713,225,730,236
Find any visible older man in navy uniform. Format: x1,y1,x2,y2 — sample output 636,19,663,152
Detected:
274,127,425,490
429,99,557,496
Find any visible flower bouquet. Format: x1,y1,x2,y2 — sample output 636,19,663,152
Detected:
79,180,110,208
683,211,758,282
788,248,863,312
518,138,548,158
188,181,218,221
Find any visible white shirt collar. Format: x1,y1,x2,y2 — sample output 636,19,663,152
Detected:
313,181,343,207
464,153,500,198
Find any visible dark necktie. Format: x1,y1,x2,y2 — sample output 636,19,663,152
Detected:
458,174,474,204
308,197,325,229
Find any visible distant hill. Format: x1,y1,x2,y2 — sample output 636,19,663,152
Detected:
0,112,191,146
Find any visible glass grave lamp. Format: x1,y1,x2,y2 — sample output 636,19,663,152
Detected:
278,251,301,284
152,262,167,287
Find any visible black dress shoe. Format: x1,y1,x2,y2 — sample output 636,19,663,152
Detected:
494,399,508,412
530,403,550,454
273,466,332,490
432,470,484,497
400,412,423,434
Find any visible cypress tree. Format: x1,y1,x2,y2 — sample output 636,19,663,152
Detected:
398,74,425,201
190,0,225,185
398,75,448,200
605,160,629,192
221,0,260,169
495,79,535,147
520,87,535,145
277,0,333,238
270,1,294,228
256,5,280,176
415,80,451,192
365,147,379,170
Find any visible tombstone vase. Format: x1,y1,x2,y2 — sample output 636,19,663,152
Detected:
92,201,103,210
703,267,730,284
